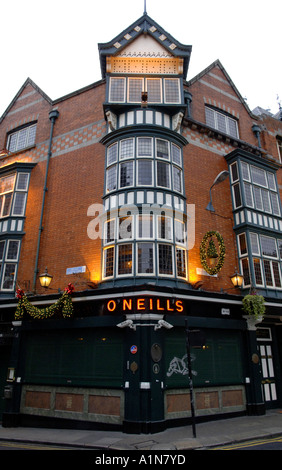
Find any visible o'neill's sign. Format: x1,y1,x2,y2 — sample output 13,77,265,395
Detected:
106,296,184,313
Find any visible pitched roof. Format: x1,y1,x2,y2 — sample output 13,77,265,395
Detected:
186,59,255,118
98,13,192,79
0,77,52,124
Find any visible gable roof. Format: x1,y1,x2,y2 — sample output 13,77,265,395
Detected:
186,59,255,118
98,13,192,79
0,77,52,124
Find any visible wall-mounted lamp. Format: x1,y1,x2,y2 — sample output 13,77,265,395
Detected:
230,268,244,288
206,170,229,212
39,267,53,288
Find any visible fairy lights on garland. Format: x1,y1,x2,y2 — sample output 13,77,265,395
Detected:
200,231,226,275
15,283,75,320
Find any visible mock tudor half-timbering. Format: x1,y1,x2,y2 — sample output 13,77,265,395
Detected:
0,11,282,432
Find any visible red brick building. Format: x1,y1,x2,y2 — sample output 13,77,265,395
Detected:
0,12,282,432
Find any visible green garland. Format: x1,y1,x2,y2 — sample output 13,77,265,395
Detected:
15,284,74,320
200,231,226,275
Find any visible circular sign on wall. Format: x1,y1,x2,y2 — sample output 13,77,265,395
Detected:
130,345,138,354
151,343,162,362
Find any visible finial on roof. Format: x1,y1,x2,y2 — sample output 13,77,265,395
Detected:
144,0,147,14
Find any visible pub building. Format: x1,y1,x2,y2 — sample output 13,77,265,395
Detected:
0,9,282,433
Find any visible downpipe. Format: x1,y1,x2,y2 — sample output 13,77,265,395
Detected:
32,109,59,292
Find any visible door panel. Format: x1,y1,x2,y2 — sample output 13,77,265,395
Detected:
260,344,277,405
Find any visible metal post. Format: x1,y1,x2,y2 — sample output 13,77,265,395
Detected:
185,318,196,438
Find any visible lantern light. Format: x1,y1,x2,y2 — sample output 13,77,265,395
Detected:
230,269,244,288
39,267,53,288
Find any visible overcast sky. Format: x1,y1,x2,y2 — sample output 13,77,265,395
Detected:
1,0,281,117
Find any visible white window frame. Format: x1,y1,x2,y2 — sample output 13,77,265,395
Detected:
157,243,174,277
106,165,117,193
241,161,250,181
137,159,153,187
260,235,278,259
137,214,154,239
238,233,248,256
116,243,133,277
104,219,116,245
146,78,162,103
232,182,242,209
252,257,264,287
102,245,115,279
7,124,37,153
0,239,21,291
276,137,282,163
156,138,170,160
157,215,173,242
244,182,254,208
119,160,134,189
109,77,126,103
230,162,239,183
120,138,134,160
156,160,171,189
137,137,153,158
163,78,181,104
136,242,155,276
171,143,181,166
107,143,118,166
128,77,144,103
240,257,251,288
176,246,187,279
12,192,27,216
205,107,238,138
172,165,183,193
262,259,282,289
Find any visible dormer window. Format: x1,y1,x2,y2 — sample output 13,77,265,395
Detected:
205,106,238,138
7,123,37,153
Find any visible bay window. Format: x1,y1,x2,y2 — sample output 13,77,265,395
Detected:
105,136,183,194
102,212,187,281
238,232,282,289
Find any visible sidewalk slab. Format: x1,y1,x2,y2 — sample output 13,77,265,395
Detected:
0,410,281,450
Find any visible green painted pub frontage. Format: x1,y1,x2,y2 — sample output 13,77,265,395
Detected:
2,285,282,433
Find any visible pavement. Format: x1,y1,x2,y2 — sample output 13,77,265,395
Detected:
1,409,282,450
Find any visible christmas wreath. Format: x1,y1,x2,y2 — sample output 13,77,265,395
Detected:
200,231,226,275
15,283,74,320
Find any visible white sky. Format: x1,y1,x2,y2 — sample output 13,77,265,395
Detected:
1,0,281,117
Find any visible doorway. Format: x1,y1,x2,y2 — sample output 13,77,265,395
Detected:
257,328,278,408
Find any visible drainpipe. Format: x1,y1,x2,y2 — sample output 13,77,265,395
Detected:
184,90,192,118
252,124,262,148
32,109,59,292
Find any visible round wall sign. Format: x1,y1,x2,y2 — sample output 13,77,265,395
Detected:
130,345,138,354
